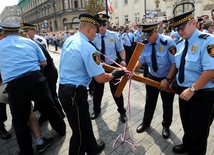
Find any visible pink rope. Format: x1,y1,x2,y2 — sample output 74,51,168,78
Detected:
113,71,137,148
100,52,137,147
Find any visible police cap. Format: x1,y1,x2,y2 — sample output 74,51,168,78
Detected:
170,9,195,31
141,22,159,36
94,14,110,24
0,27,2,34
79,13,101,28
0,21,20,32
21,23,36,31
202,20,213,28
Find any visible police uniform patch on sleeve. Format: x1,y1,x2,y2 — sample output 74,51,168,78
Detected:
37,38,42,42
122,37,124,40
169,46,176,55
92,52,101,64
134,34,137,36
207,44,214,58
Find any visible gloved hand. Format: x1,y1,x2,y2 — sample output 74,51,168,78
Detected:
112,69,126,80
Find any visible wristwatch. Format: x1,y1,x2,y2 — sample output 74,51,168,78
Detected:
189,85,196,92
165,78,172,83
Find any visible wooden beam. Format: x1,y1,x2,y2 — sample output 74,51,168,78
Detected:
114,42,145,97
103,64,176,95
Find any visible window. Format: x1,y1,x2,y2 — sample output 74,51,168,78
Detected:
135,13,140,23
74,0,78,8
124,15,128,24
63,0,69,9
124,0,128,5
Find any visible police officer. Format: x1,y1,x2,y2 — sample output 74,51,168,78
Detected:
58,14,126,155
0,21,65,155
52,34,58,51
117,26,124,42
0,28,54,153
134,22,176,139
121,26,134,64
43,33,49,48
21,23,65,124
134,24,143,44
170,9,214,155
91,14,127,123
201,20,213,34
23,25,48,51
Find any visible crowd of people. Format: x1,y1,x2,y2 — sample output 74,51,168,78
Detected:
1,2,214,155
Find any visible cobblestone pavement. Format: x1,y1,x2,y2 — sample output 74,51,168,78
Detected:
1,45,214,155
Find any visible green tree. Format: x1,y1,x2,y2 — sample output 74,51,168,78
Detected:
85,0,104,15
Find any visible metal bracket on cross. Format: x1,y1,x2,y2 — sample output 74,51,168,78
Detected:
103,42,176,97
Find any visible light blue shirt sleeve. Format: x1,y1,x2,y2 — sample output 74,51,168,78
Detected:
59,32,105,86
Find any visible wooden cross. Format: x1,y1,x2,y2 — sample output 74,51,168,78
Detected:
103,42,176,97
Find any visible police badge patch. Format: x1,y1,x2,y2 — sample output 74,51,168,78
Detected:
110,38,114,43
207,44,214,58
169,46,176,55
191,45,198,53
159,46,164,52
92,52,100,64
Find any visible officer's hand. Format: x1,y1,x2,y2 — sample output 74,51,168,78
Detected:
120,60,127,67
112,69,126,80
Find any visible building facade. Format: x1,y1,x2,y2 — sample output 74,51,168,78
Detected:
18,0,86,33
1,0,213,33
0,5,22,23
110,0,214,27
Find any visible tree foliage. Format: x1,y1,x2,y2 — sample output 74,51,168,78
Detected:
85,0,104,15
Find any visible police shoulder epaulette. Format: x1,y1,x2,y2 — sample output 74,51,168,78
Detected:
198,34,210,39
37,38,42,42
177,39,183,45
142,40,148,44
160,39,167,45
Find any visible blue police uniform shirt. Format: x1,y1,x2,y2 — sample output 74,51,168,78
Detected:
59,32,105,86
0,35,46,83
117,32,123,41
138,34,176,78
128,32,134,43
134,29,143,42
202,29,209,33
63,33,71,40
53,35,57,41
175,29,214,89
170,30,181,44
121,33,132,46
93,30,124,65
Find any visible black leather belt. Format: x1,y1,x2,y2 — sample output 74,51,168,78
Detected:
15,70,40,81
59,84,87,90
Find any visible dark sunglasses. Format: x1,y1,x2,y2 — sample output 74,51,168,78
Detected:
100,23,107,27
146,30,155,37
